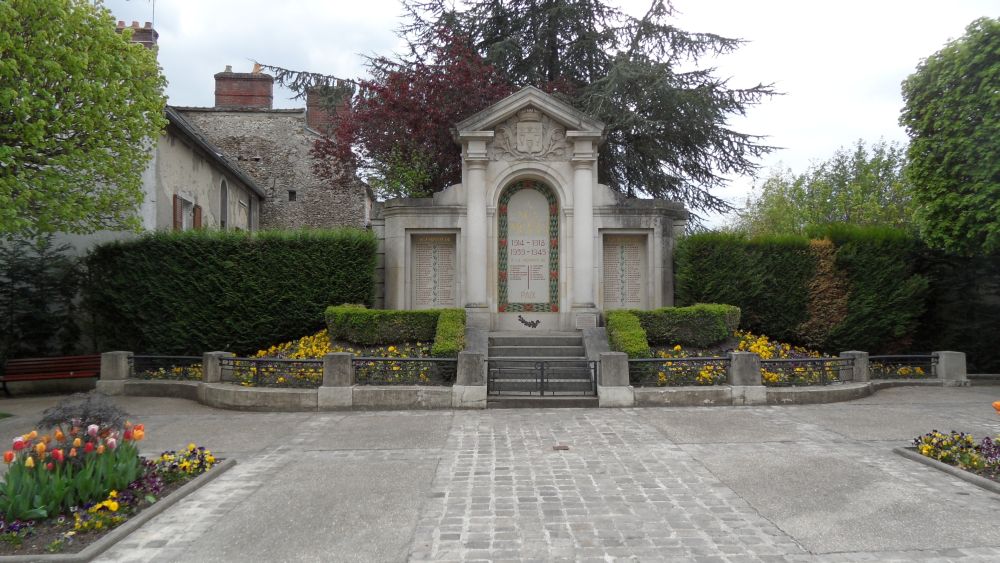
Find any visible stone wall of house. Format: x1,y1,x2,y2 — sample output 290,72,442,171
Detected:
177,107,368,230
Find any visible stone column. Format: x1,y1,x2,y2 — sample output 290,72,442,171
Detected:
453,351,486,409
572,159,594,308
598,352,634,407
728,352,766,405
319,352,354,409
569,132,600,330
839,351,869,382
96,351,132,395
935,351,968,386
459,131,493,329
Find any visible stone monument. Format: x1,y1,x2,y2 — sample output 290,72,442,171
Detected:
375,86,687,331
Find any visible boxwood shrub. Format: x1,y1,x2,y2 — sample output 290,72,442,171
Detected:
606,310,651,358
83,229,376,355
325,305,466,357
632,304,741,348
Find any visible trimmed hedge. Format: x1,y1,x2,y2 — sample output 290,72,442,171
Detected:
675,232,813,342
83,229,376,355
632,304,742,348
606,310,651,358
430,309,466,357
325,305,466,357
675,226,929,355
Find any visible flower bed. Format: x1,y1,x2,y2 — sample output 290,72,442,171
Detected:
632,345,728,386
0,394,219,556
232,329,452,387
912,430,1000,483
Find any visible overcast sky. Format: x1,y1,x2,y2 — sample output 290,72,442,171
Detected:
104,0,995,220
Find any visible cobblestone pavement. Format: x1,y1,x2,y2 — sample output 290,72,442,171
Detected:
2,386,998,562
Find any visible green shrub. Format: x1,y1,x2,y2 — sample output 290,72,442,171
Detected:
82,229,376,355
675,232,812,342
816,225,929,352
430,309,466,357
325,306,466,357
606,310,651,358
632,304,741,348
676,226,931,354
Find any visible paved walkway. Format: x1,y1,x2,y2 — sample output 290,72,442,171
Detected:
1,386,999,562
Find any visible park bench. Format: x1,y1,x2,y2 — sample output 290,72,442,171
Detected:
0,355,101,396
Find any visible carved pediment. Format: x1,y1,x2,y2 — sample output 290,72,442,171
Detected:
490,107,569,161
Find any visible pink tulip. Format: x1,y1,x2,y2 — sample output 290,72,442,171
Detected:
87,424,99,437
106,438,117,450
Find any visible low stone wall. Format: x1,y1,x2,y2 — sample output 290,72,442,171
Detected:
98,350,487,412
766,382,872,405
634,386,732,407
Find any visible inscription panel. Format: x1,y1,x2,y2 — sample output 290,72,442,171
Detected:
506,189,549,304
497,180,559,313
603,235,646,310
412,234,456,309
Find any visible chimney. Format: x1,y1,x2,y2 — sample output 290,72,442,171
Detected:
214,65,274,109
116,20,158,49
306,88,335,134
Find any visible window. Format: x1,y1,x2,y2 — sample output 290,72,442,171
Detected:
172,194,201,231
220,180,229,229
288,190,297,202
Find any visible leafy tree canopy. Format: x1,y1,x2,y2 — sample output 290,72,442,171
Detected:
0,0,167,238
900,17,1000,256
264,0,776,218
733,140,914,236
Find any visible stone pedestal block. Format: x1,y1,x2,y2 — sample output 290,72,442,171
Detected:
598,352,633,407
100,351,133,381
456,352,485,386
840,351,869,382
598,385,635,408
729,352,762,386
202,352,234,384
323,353,354,387
936,351,968,386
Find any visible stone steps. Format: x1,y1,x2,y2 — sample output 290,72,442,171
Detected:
487,331,594,399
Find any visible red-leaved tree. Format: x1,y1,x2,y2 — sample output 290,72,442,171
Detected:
307,31,514,198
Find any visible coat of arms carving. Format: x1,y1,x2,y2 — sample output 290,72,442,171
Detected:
491,107,568,161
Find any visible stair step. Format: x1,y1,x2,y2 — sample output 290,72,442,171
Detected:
488,396,599,409
489,346,585,357
488,359,592,369
489,335,583,347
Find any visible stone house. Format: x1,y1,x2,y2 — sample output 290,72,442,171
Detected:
176,66,372,230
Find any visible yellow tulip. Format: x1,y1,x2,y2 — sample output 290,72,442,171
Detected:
25,456,35,469
73,437,82,448
35,442,46,455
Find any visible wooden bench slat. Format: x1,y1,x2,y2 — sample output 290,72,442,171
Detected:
2,355,102,395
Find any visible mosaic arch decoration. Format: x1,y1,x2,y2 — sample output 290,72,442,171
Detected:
497,180,559,313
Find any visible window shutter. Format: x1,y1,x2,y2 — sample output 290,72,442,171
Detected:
193,204,202,229
173,195,182,231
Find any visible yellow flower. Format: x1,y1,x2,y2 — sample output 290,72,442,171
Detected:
673,344,682,351
188,443,197,451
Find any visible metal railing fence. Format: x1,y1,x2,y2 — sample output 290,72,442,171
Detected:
352,357,457,386
219,357,324,388
628,357,730,387
869,355,937,379
760,357,853,387
130,355,203,381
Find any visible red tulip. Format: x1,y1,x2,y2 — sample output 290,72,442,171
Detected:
123,429,133,441
45,462,54,471
12,438,24,451
84,442,94,454
51,449,64,462
3,451,13,464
